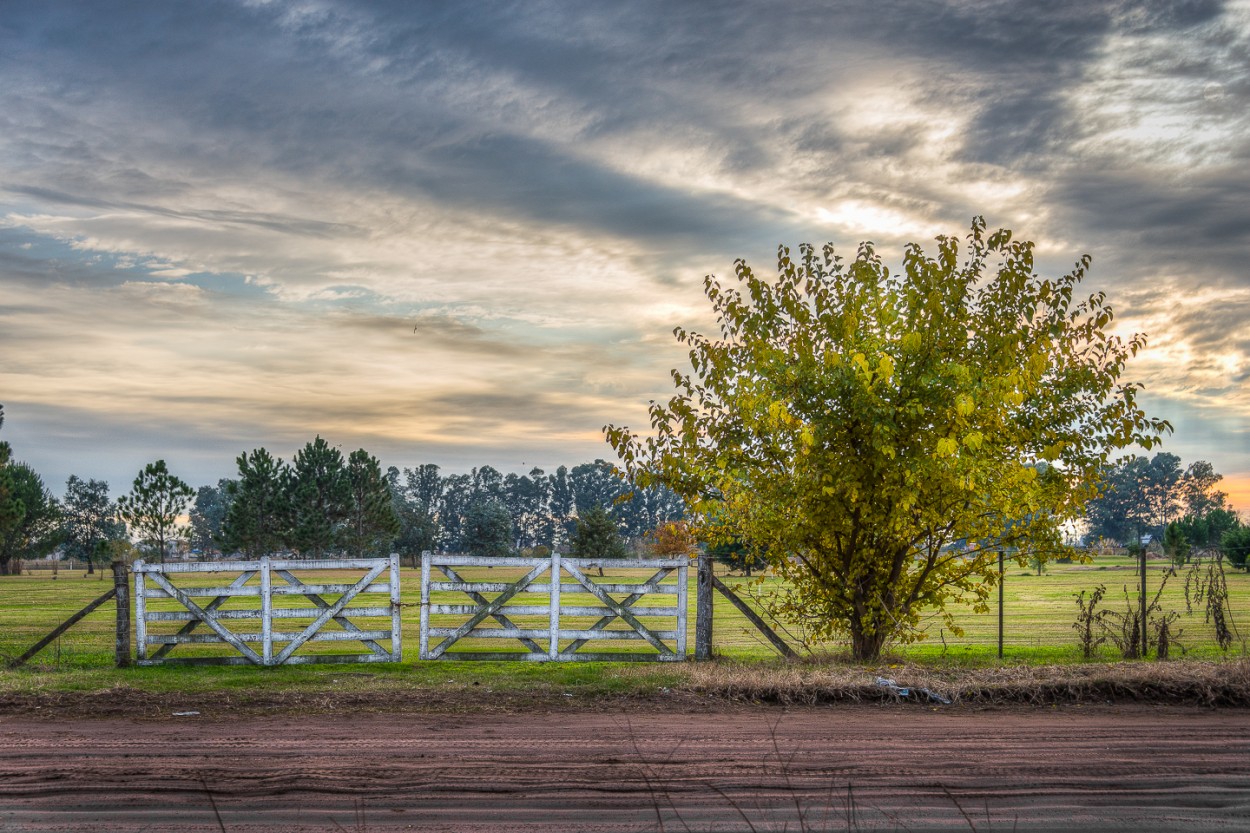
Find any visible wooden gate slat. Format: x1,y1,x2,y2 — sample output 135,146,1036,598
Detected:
435,564,544,653
425,560,550,659
560,567,671,657
561,562,675,657
151,571,257,660
144,572,265,665
135,558,398,666
419,554,687,661
272,561,387,664
275,569,391,659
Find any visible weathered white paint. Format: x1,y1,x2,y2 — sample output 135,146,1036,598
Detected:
419,552,689,662
132,556,400,667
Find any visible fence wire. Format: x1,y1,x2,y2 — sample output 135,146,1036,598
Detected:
3,556,1249,669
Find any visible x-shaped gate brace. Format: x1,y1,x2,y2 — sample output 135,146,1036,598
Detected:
134,556,400,666
420,553,688,661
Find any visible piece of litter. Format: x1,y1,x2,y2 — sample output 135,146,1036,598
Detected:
172,711,200,717
874,676,950,705
562,693,573,698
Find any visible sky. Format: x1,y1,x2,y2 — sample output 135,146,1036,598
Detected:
2,0,1249,512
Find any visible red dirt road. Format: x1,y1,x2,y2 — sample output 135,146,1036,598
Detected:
2,705,1249,832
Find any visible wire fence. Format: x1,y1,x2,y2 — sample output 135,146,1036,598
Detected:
2,555,1248,669
712,555,1250,662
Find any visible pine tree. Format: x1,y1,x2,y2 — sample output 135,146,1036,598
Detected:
342,449,400,557
287,437,349,558
571,504,627,560
222,449,290,558
462,499,513,557
117,460,193,564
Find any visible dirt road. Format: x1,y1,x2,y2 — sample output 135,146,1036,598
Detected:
2,705,1248,832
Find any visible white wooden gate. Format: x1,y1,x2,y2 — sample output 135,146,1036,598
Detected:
419,552,688,661
133,556,400,666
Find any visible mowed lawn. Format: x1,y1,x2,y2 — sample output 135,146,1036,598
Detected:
2,556,1249,673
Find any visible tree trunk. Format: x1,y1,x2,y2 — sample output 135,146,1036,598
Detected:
849,611,891,662
850,628,889,662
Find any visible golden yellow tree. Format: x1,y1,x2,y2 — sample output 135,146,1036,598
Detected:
607,219,1170,660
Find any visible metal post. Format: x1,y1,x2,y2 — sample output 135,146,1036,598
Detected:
1140,545,1148,658
112,560,131,668
695,551,713,660
997,550,1004,660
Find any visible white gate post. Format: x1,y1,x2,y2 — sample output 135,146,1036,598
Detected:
390,553,401,661
133,560,147,663
676,561,688,659
549,550,561,660
419,550,431,660
260,556,272,665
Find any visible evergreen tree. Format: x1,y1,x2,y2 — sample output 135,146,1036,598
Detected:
1222,526,1250,570
61,475,125,573
548,465,575,552
0,405,23,552
188,480,231,557
571,504,627,561
1163,521,1191,567
117,460,193,565
462,499,512,557
0,463,62,575
341,449,400,557
288,437,348,558
439,473,473,551
405,464,443,516
708,537,762,576
222,449,290,558
1175,508,1240,551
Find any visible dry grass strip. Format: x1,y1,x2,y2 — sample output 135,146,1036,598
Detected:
2,659,1248,718
674,658,1250,707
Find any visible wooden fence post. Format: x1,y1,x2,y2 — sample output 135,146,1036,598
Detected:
695,551,713,660
112,560,131,668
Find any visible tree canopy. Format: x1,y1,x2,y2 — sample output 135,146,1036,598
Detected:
341,449,400,557
462,499,513,558
0,405,23,562
0,463,61,575
571,504,628,561
288,437,349,558
607,219,1170,660
117,460,194,565
61,475,126,572
1085,453,1232,547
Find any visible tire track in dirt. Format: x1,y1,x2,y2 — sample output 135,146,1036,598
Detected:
1,705,1249,832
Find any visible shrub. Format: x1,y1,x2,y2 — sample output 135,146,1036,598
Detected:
1221,526,1250,570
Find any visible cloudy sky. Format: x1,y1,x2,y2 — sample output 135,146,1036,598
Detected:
2,0,1249,511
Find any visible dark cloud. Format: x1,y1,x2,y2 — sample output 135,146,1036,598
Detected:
3,0,1249,496
1052,165,1250,288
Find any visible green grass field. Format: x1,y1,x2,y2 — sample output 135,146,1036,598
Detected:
1,555,1247,698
